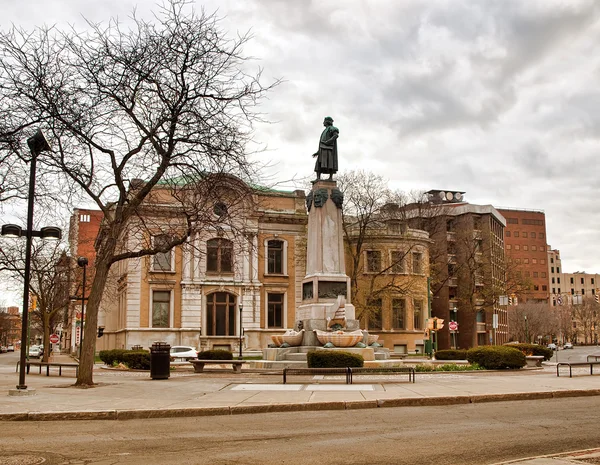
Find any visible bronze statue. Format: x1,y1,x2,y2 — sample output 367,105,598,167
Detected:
313,116,339,180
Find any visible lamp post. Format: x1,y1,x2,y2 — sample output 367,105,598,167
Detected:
238,303,243,360
524,314,529,344
76,257,88,360
1,130,61,393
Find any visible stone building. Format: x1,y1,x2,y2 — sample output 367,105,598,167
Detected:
93,175,307,352
344,214,431,355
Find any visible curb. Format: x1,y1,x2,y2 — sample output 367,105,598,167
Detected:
2,388,599,422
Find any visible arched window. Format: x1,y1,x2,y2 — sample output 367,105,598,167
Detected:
206,238,233,273
206,292,237,336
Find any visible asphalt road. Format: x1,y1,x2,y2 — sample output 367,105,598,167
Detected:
2,396,600,465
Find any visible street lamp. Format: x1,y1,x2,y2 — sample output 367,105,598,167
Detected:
238,303,243,360
524,315,529,344
76,257,88,360
1,129,61,393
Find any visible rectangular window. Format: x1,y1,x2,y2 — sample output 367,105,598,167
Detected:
506,231,511,237
581,278,585,284
570,277,574,284
267,240,283,274
540,246,545,252
446,220,455,232
582,289,585,295
551,267,555,273
533,285,539,291
507,218,518,224
392,299,406,329
552,277,555,283
267,293,284,328
592,278,595,285
515,245,520,250
540,233,545,239
80,214,90,222
153,235,173,271
551,258,554,264
522,232,528,238
542,272,546,278
557,277,560,283
391,251,405,273
514,232,519,238
531,245,537,251
533,272,539,278
152,291,170,328
552,288,556,294
367,299,382,330
523,245,528,251
525,271,530,277
412,252,423,274
506,244,512,250
557,267,560,273
532,258,537,264
571,289,574,295
523,258,529,264
366,251,382,273
541,259,546,265
542,285,547,291
413,300,423,330
531,232,536,238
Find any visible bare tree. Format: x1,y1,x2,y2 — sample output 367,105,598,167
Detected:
507,302,554,344
571,298,600,344
337,171,428,324
0,1,277,385
0,237,71,361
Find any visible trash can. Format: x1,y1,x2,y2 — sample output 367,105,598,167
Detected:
150,342,171,379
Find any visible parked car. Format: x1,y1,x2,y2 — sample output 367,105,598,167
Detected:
7,344,14,352
563,342,573,349
28,345,41,358
0,346,7,353
547,343,558,350
169,346,198,361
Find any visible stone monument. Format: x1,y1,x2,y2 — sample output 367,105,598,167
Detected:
296,116,359,346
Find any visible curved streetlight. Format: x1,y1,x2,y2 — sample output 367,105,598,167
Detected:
1,129,62,394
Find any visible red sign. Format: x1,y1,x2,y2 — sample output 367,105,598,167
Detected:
449,321,458,331
49,334,60,344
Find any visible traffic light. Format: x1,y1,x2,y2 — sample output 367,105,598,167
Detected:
434,318,445,330
508,296,513,306
595,294,599,304
28,294,37,312
97,326,105,338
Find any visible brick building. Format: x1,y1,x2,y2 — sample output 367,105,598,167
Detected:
496,208,550,304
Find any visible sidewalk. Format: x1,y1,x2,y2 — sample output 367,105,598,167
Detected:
2,356,599,423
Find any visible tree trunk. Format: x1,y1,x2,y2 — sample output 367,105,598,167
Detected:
75,249,112,386
42,313,50,363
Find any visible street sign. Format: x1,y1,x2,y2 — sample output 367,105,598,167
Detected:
49,334,59,344
449,321,458,331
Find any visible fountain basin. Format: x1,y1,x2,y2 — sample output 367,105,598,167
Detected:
271,329,304,347
314,329,363,347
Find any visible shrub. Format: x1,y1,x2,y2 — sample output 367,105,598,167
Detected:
122,351,151,370
467,346,526,370
414,363,484,372
434,349,467,360
197,349,233,360
99,349,129,366
505,343,553,361
99,348,149,367
307,350,364,368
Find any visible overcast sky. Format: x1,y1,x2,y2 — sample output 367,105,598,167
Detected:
2,0,600,282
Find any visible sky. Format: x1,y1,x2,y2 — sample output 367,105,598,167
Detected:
1,0,600,295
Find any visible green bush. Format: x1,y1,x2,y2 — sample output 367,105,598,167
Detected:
98,349,149,368
99,349,129,366
505,343,553,361
467,346,526,370
197,349,233,360
307,350,364,368
122,351,151,370
434,349,467,360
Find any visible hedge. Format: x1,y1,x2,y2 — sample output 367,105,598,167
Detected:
99,348,149,369
197,349,233,360
307,350,364,368
122,351,151,370
504,343,553,361
467,346,526,370
434,349,467,360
